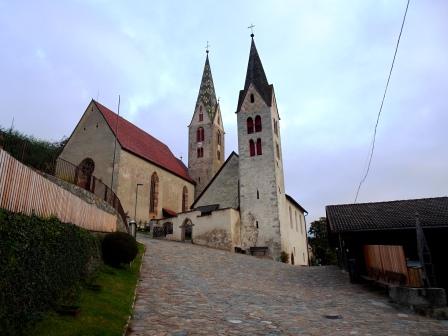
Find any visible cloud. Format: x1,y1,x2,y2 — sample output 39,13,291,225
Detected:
0,0,447,223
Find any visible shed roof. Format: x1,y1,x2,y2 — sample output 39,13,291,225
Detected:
326,197,448,233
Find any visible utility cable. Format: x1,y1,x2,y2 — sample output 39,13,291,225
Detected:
354,0,410,203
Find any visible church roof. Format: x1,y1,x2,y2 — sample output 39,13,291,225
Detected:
196,54,219,121
237,36,274,112
191,151,239,208
93,100,194,184
285,194,307,214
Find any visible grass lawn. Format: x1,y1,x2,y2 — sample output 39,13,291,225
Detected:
33,242,145,336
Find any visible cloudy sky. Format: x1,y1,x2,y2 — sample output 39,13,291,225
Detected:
1,0,447,222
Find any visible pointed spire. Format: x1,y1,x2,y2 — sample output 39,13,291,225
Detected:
196,50,218,120
237,34,273,112
244,36,269,91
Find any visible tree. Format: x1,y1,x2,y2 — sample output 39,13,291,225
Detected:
308,217,337,266
0,126,67,173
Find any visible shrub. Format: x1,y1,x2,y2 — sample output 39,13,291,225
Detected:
280,251,289,263
0,209,100,336
102,232,138,267
0,127,67,174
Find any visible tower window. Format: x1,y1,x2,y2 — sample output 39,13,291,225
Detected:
217,131,221,145
250,94,255,103
199,111,203,121
276,142,280,159
247,117,254,134
273,118,278,135
255,115,262,132
196,127,204,142
249,139,255,157
217,150,220,160
256,138,262,155
256,221,259,229
257,189,259,199
197,147,204,158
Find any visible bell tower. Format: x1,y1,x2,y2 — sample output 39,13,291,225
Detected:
236,33,285,259
188,49,225,198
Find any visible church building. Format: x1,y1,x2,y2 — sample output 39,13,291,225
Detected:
160,34,309,265
58,33,308,265
58,100,195,226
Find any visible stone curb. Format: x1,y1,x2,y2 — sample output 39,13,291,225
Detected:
123,242,146,336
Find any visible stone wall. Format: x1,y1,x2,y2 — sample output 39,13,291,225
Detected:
116,150,194,225
237,84,283,259
44,173,126,232
193,152,239,209
59,101,121,193
188,102,225,198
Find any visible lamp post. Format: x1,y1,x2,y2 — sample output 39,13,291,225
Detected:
134,183,143,221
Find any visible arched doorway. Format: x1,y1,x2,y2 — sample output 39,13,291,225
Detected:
77,158,95,191
181,218,193,242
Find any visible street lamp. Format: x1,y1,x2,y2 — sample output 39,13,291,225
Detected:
134,183,143,221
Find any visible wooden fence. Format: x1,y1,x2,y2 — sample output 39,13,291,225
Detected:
364,244,409,286
0,149,117,232
363,244,424,287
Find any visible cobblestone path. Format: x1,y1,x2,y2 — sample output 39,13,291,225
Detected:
128,236,448,336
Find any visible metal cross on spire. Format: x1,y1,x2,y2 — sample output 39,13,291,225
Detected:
205,41,210,54
248,24,255,37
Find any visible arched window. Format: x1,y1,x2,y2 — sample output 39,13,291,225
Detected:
149,172,159,214
78,158,95,191
217,150,220,160
247,117,254,134
295,211,299,232
289,206,293,229
199,112,203,122
255,115,262,132
217,131,221,145
197,147,203,158
276,142,280,159
196,127,204,142
249,139,255,157
182,186,188,212
250,93,255,103
256,138,262,155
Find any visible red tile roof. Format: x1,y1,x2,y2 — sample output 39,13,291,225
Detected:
93,100,193,183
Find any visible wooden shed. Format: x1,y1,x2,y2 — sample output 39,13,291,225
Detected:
326,197,448,290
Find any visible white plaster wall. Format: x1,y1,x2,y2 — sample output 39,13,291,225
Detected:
280,197,309,266
162,208,240,251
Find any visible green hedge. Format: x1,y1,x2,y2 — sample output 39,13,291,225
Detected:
0,209,101,335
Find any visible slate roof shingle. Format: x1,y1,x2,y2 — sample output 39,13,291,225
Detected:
326,197,448,233
93,100,193,183
237,37,273,112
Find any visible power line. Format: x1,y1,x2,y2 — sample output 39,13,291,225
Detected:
354,0,411,203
